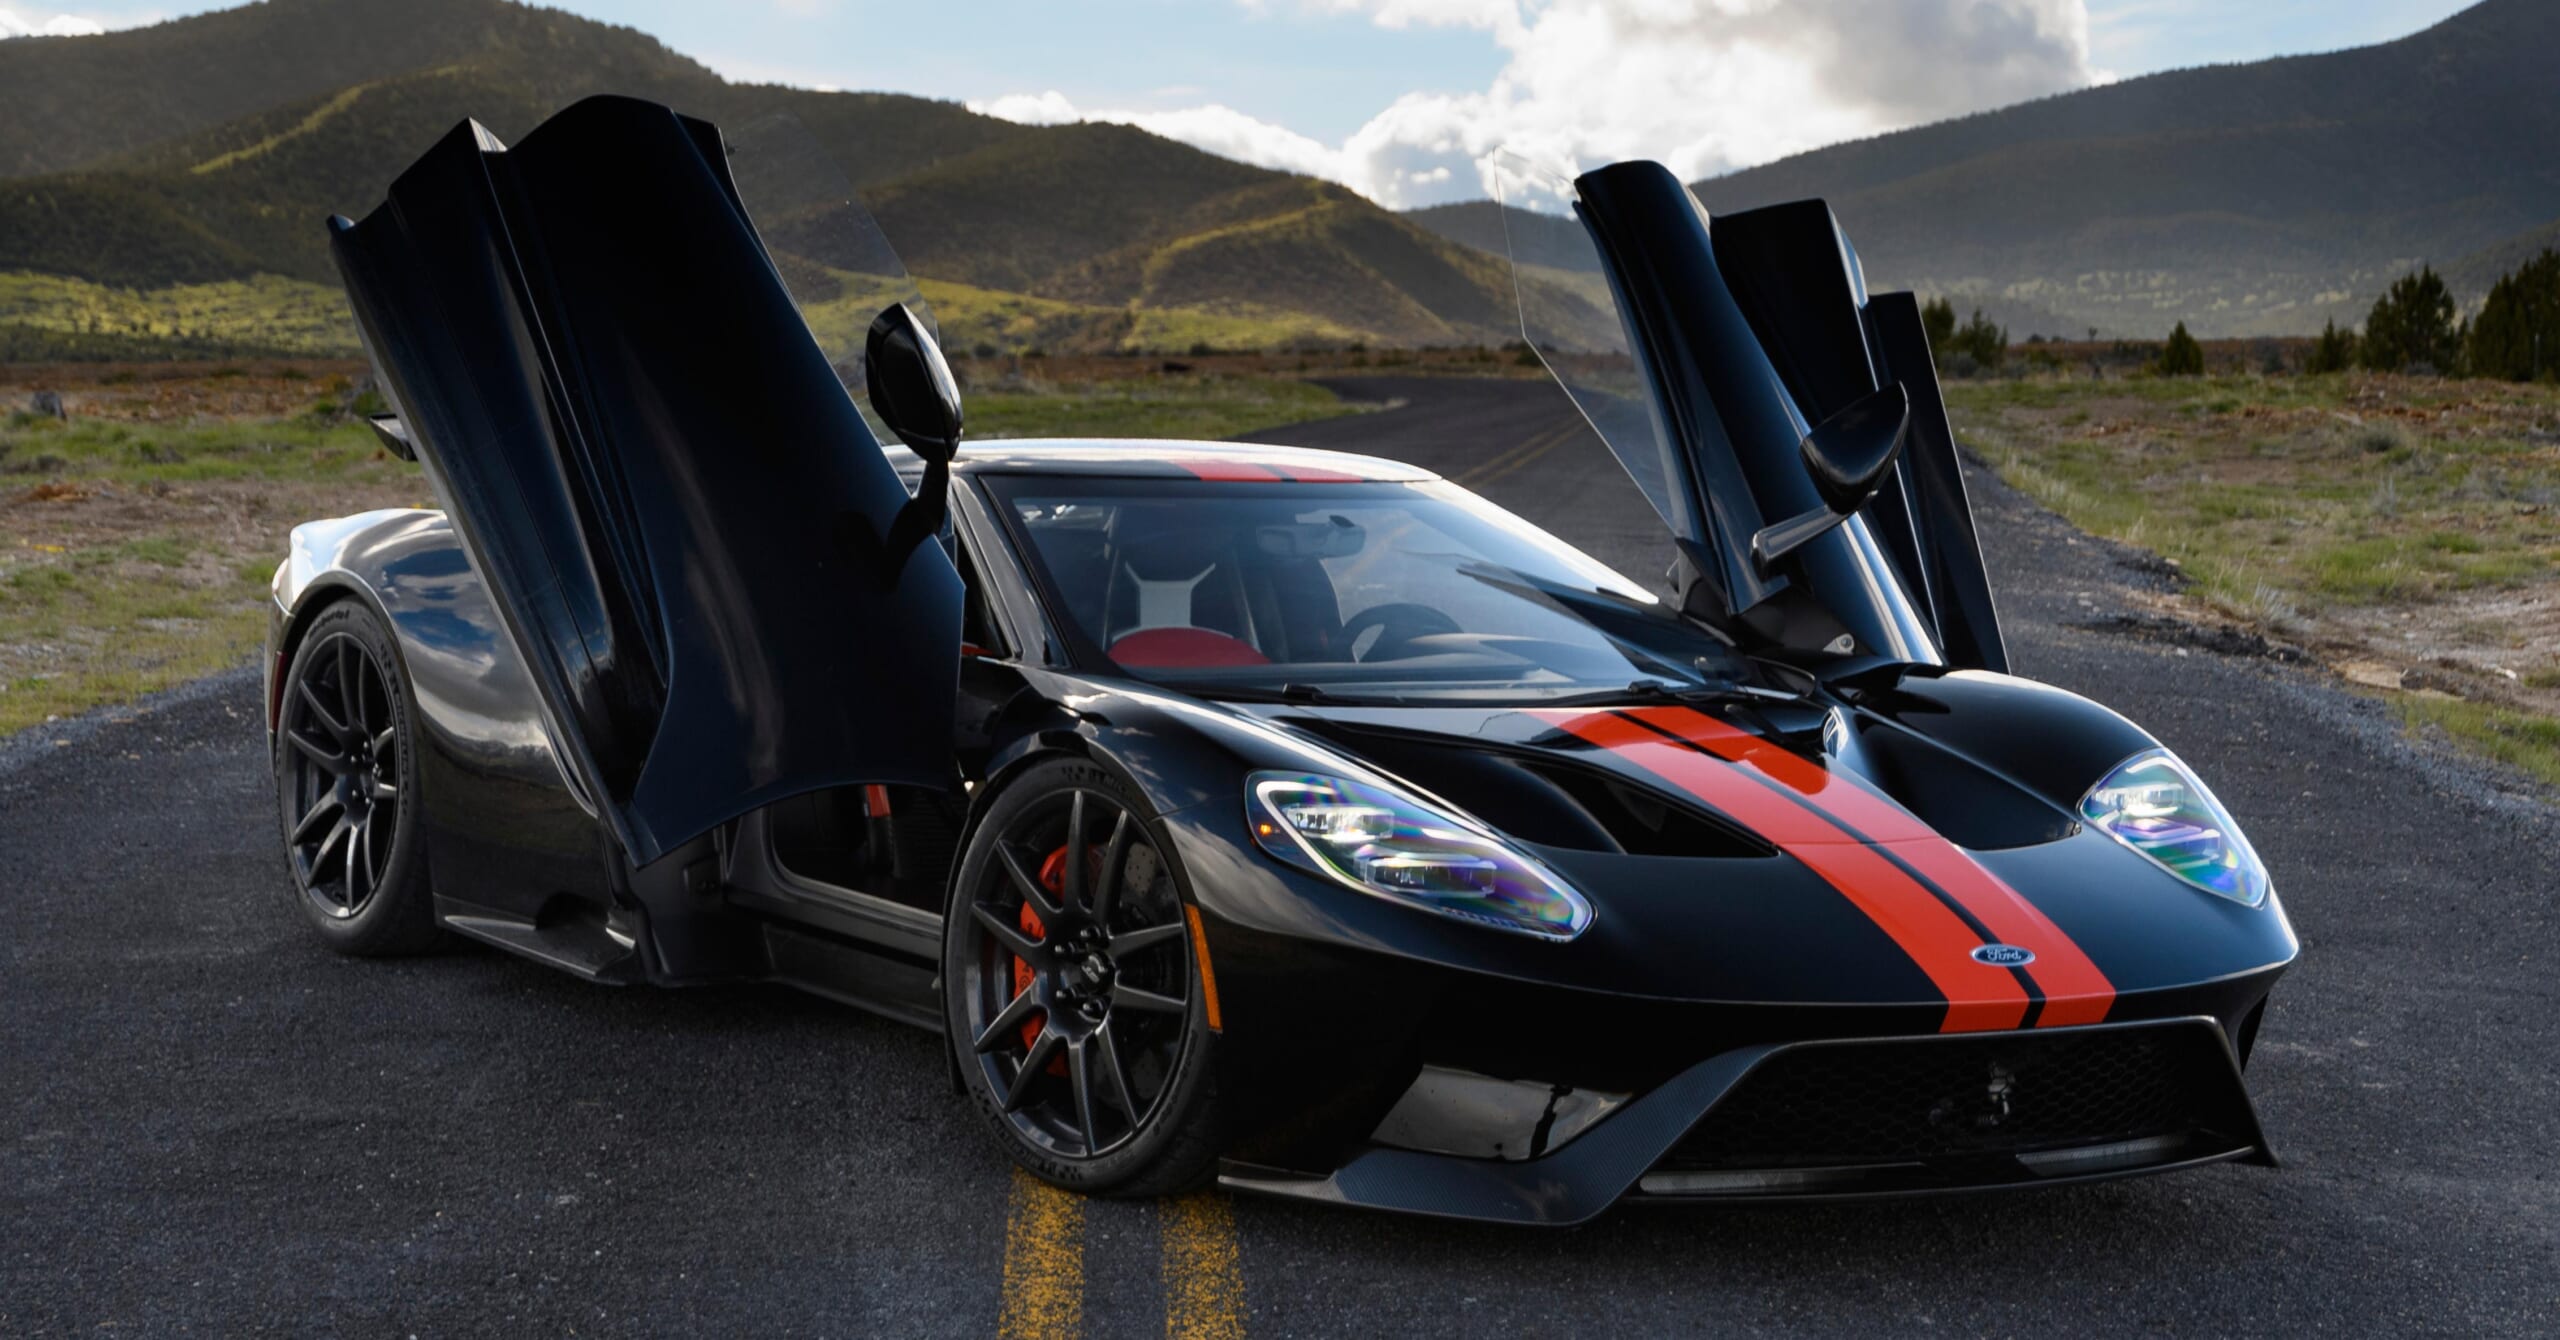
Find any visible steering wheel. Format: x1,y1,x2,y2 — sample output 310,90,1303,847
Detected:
1340,603,1463,662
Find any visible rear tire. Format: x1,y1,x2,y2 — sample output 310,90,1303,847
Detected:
272,599,439,957
943,758,1225,1197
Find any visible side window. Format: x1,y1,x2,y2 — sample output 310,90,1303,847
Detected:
951,540,1003,653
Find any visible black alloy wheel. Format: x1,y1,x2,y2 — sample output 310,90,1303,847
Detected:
273,600,437,955
947,759,1223,1195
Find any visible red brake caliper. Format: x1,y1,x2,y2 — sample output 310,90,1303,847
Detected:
1014,847,1075,1072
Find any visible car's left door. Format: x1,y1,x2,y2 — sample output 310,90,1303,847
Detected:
330,96,962,868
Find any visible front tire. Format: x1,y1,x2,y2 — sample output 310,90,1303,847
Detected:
272,599,438,956
943,758,1224,1197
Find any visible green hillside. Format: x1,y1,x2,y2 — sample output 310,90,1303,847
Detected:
0,0,714,177
0,0,1526,357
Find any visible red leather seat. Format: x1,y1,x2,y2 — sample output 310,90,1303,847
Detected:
1107,627,1270,668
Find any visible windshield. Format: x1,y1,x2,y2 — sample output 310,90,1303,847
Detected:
989,476,1747,704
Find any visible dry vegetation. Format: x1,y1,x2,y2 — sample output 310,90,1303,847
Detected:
1948,370,2560,786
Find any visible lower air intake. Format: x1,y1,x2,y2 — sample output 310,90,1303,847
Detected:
1646,1019,2262,1196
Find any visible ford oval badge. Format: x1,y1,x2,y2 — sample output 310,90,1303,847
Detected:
1972,943,2035,967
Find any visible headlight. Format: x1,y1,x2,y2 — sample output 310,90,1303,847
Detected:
1247,771,1594,941
2079,749,2269,906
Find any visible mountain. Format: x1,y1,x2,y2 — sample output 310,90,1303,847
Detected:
0,0,1530,356
1403,201,1598,275
0,0,712,178
1408,0,2560,338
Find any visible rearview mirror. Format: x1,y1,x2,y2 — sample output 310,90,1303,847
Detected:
864,302,962,463
1750,383,1911,574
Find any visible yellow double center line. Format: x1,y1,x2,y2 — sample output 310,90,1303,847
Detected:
997,1171,1087,1338
996,1172,1247,1338
1457,413,1584,489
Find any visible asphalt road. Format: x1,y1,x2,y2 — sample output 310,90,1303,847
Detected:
6,375,2557,1336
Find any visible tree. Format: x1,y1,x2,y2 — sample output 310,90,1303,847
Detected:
1921,296,1957,352
2306,317,2358,373
1945,307,2007,371
2156,321,2205,376
2465,248,2560,382
2360,265,2464,373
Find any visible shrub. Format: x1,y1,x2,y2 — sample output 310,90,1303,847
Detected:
2155,322,2205,376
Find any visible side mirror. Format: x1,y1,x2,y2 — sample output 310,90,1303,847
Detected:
864,302,962,463
1750,382,1910,573
363,412,417,461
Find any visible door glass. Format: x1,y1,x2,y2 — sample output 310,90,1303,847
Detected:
726,115,940,448
1488,152,1686,539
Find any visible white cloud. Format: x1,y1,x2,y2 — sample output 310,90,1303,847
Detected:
975,0,2098,209
0,7,110,37
969,90,1083,126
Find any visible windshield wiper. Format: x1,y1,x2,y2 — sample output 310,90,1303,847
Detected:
1142,679,1378,706
1536,678,1804,709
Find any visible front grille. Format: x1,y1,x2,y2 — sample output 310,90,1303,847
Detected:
1658,1022,2245,1173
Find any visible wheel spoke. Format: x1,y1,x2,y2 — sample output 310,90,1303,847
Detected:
1091,810,1132,926
1067,1037,1102,1155
971,902,1044,960
1111,982,1185,1015
996,843,1065,924
1061,791,1090,913
1005,1030,1063,1112
1108,921,1185,957
369,778,400,804
311,815,354,899
348,813,373,908
1094,1018,1142,1123
372,727,394,759
974,981,1042,1054
290,792,344,846
296,677,348,741
285,729,347,774
336,639,362,734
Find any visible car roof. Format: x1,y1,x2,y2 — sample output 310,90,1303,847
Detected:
885,438,1438,484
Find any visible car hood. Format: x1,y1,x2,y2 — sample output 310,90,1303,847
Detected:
1227,684,2295,1022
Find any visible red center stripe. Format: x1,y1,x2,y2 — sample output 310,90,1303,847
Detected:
1621,706,2116,1028
1532,709,2029,1033
1170,458,1289,482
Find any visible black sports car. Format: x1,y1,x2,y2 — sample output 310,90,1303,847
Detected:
264,97,2295,1224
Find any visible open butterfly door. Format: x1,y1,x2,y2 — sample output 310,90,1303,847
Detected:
329,95,964,868
1498,158,2006,671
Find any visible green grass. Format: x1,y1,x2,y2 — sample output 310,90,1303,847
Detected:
2396,696,2560,789
1,546,277,736
1948,373,2560,622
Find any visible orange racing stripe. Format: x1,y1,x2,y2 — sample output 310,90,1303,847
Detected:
1621,706,2117,1027
1533,709,2029,1032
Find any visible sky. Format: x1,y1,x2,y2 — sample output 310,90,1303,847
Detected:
0,0,2482,208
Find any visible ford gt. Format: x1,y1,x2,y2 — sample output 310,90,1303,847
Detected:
262,96,2296,1224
